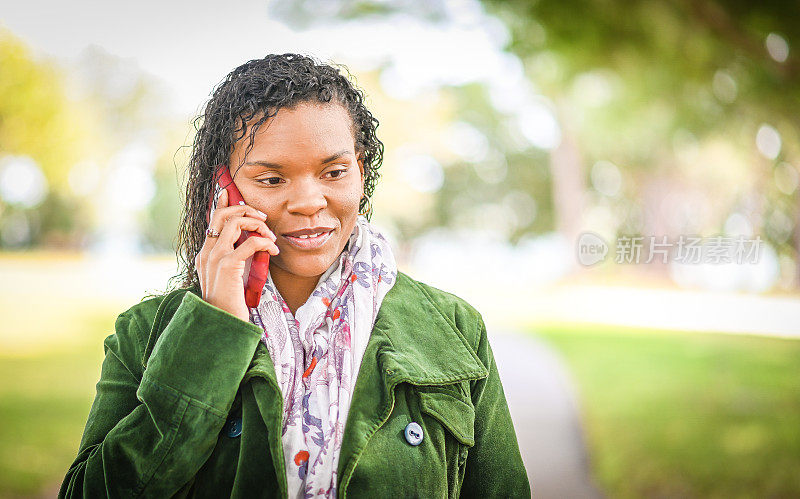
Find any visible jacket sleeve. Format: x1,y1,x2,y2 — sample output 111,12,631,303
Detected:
59,291,264,498
461,317,531,498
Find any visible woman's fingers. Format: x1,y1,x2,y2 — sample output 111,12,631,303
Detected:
196,185,277,312
208,205,267,233
226,234,280,264
202,190,270,257
210,216,275,255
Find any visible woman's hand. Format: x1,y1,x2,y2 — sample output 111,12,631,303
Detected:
195,189,280,321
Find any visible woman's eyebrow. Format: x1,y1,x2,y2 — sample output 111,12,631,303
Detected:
245,160,284,169
245,150,353,170
320,150,354,164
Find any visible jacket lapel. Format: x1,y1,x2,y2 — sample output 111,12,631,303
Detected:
336,271,488,495
189,271,489,496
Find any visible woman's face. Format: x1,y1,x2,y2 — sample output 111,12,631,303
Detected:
228,101,364,280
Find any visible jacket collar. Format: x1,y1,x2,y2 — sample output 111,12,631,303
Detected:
371,271,488,384
193,270,488,385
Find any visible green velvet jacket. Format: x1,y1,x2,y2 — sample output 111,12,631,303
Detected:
59,271,530,498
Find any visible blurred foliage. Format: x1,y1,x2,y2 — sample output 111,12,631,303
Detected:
61,45,186,254
269,2,559,243
435,83,554,241
269,0,800,287
268,0,451,27
69,46,175,153
0,30,95,248
487,0,800,116
0,31,186,252
482,0,800,271
3,1,800,281
141,134,189,254
0,30,93,187
536,323,800,497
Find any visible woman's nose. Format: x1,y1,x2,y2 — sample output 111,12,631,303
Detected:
286,178,327,215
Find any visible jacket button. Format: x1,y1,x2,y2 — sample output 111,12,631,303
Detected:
227,417,242,438
404,422,423,446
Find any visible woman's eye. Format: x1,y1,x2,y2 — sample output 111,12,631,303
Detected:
260,177,282,186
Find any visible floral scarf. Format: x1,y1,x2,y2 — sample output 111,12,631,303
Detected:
248,215,397,498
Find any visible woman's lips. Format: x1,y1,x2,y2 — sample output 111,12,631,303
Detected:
282,229,334,250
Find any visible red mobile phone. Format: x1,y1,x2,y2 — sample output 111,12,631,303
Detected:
206,164,270,308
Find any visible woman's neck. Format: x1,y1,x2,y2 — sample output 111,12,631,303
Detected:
269,265,320,315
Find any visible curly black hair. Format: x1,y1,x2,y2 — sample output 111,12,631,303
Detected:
170,53,384,291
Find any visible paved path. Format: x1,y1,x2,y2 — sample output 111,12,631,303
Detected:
490,329,603,499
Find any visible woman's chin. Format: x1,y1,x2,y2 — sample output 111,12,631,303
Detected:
270,254,337,279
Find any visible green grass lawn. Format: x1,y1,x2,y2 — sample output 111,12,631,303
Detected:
0,252,163,497
0,310,117,498
533,323,800,498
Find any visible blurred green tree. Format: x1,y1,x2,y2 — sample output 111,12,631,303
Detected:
270,0,800,287
0,29,95,247
0,30,93,187
483,0,800,283
0,32,184,252
69,46,186,254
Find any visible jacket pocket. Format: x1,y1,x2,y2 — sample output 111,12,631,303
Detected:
418,391,475,447
417,389,475,496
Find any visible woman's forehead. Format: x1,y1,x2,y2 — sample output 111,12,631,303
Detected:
239,103,353,145
231,102,357,166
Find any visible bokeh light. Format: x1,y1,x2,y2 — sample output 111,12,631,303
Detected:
0,155,48,208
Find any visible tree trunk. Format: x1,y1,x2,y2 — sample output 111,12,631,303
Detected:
549,103,586,246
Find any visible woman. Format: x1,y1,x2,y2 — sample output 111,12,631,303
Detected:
60,54,530,498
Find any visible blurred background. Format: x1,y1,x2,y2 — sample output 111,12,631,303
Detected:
1,0,799,497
